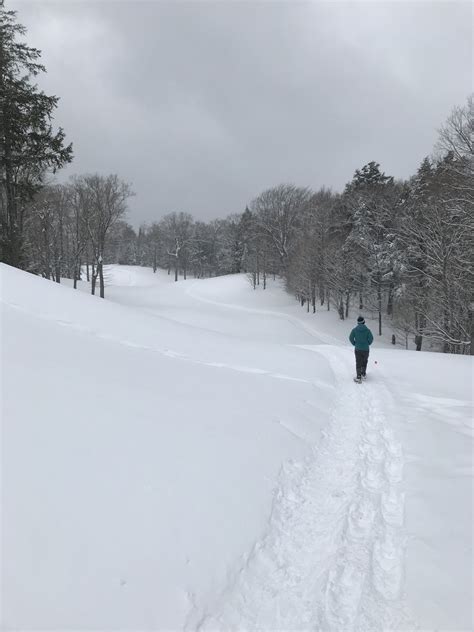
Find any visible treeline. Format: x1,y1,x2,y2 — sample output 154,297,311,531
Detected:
17,97,474,354
1,6,472,353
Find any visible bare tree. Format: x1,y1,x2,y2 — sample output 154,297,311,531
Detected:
160,212,194,281
81,174,133,298
251,184,311,271
437,95,474,161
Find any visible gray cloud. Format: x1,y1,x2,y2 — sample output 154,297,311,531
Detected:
9,0,473,225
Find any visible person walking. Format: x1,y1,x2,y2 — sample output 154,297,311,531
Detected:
349,316,374,383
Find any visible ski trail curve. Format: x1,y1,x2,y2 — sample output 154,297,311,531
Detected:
186,281,342,346
187,347,415,631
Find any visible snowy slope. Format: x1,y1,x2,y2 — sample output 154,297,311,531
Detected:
1,264,472,631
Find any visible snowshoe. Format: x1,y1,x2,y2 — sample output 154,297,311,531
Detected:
354,377,362,384
362,374,367,380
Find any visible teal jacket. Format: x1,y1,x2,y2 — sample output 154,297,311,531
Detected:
349,324,374,351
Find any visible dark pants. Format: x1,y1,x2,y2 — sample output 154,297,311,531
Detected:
355,349,369,378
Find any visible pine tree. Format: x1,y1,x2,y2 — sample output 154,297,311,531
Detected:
346,161,393,192
0,5,72,267
344,162,398,335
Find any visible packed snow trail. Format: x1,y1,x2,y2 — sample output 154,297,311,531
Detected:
187,347,413,631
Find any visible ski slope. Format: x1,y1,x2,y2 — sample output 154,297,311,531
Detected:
1,264,473,631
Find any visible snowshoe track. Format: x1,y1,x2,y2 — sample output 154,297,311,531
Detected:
188,348,414,631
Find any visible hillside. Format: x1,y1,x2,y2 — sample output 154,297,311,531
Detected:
1,264,472,630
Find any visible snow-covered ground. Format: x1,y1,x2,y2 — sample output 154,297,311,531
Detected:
1,264,472,631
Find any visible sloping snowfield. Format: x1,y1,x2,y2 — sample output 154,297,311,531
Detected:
1,264,472,631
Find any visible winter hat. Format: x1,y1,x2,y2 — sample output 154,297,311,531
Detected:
357,316,365,324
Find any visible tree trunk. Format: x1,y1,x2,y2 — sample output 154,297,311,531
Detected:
43,224,51,280
58,209,64,282
73,261,79,289
345,290,350,318
256,248,260,285
262,249,267,289
3,111,23,268
387,283,394,316
469,301,474,356
414,310,422,350
377,281,382,335
338,295,344,320
54,230,61,283
99,257,105,298
91,262,97,295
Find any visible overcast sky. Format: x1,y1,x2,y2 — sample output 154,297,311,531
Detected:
9,0,473,226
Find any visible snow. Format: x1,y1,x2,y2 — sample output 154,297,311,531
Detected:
1,264,472,631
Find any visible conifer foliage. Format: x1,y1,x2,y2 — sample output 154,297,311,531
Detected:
0,4,73,267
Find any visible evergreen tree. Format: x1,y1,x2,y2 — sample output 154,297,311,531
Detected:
0,5,72,267
344,162,399,334
346,161,393,192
